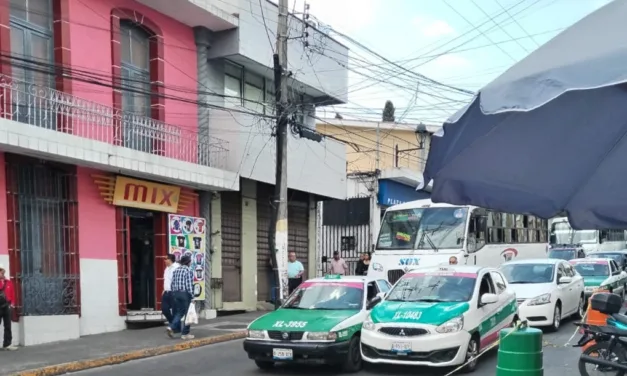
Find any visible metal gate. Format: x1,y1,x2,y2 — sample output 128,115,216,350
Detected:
256,183,273,302
5,156,80,318
318,197,372,276
221,191,242,302
288,199,309,277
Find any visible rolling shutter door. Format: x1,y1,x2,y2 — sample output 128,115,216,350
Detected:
256,184,273,302
288,200,309,277
221,191,242,302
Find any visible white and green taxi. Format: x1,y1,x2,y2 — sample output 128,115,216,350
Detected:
360,265,517,372
569,258,627,299
243,274,391,372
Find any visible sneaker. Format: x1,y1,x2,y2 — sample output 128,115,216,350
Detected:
2,345,17,351
181,334,195,340
166,327,174,338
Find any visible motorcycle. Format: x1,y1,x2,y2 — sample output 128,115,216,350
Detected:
576,322,627,375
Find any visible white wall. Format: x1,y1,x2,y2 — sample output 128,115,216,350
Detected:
209,0,349,103
210,108,347,199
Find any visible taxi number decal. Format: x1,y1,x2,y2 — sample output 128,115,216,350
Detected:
393,311,422,320
272,320,308,328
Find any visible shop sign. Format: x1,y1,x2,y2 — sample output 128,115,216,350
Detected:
113,176,181,213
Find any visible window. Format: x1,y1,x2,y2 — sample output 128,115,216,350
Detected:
366,281,378,302
485,210,548,244
225,62,243,109
563,263,575,277
557,264,565,281
244,71,265,114
10,0,55,128
478,273,494,300
120,21,152,151
224,61,276,115
376,280,391,293
340,236,356,251
501,263,555,284
610,260,620,275
387,273,477,303
490,272,507,294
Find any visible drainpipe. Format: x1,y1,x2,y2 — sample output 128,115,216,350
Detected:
193,26,215,317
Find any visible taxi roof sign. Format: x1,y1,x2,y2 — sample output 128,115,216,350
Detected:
324,274,342,279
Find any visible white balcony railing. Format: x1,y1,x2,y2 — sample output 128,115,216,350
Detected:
0,75,228,169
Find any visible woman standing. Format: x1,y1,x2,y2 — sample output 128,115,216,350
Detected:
355,252,371,275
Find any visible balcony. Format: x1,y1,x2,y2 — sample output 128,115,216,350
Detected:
136,0,239,31
0,75,238,190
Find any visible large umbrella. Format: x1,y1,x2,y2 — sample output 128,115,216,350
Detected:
422,0,627,230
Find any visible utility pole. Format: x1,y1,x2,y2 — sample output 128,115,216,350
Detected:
270,0,290,303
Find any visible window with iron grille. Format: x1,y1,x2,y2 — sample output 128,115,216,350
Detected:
5,156,80,317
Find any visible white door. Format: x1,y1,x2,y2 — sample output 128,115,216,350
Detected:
556,263,575,314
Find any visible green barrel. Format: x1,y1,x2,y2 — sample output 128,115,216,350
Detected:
496,327,543,376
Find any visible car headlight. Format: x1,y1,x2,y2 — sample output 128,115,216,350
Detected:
436,316,463,334
306,332,337,341
247,330,266,339
372,263,384,272
528,293,551,306
363,320,375,331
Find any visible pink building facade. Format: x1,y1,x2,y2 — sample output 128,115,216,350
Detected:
0,0,239,345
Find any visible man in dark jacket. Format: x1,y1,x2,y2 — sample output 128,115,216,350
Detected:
0,264,16,350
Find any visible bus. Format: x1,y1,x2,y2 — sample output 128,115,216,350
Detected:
368,199,548,284
548,216,626,254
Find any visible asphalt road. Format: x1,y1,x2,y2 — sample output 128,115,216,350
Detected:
69,318,584,376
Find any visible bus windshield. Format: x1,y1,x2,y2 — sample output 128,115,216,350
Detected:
376,207,468,251
550,221,597,244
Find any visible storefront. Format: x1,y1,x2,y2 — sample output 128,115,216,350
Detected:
377,178,431,217
91,174,204,322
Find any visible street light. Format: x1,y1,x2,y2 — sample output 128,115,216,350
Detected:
394,122,430,167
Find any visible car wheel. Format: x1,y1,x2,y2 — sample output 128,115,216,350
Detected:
548,303,561,332
341,336,363,373
461,335,480,373
254,360,274,371
576,295,586,319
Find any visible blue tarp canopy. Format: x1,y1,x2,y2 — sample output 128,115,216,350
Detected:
423,0,627,230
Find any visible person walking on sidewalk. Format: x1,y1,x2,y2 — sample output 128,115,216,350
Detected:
167,255,194,340
162,254,179,329
0,264,17,351
330,251,348,275
287,251,304,295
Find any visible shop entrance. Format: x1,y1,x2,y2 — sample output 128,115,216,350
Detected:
126,209,156,310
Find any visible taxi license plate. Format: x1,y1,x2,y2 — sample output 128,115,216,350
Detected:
273,348,293,360
391,342,411,353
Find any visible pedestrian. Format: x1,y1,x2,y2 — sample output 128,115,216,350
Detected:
330,251,348,275
355,252,371,275
287,251,304,295
162,254,179,329
167,255,194,340
0,264,16,351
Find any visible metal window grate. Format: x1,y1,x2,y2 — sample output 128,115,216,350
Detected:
6,157,80,316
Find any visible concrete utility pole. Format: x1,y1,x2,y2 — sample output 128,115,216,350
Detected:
270,0,290,303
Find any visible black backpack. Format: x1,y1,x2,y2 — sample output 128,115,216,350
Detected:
0,282,8,309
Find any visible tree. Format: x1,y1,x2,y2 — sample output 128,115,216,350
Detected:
382,100,395,122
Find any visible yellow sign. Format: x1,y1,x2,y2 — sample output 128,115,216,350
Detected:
112,176,181,213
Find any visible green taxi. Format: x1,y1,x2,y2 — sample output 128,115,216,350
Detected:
570,258,627,299
243,275,391,372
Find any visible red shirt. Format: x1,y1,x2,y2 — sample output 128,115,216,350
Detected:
0,278,14,304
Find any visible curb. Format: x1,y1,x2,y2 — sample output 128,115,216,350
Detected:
11,331,247,376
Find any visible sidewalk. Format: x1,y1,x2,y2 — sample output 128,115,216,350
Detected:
1,311,266,376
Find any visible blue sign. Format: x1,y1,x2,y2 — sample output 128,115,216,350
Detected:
399,258,420,266
378,179,430,207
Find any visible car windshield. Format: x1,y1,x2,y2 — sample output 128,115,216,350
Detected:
282,281,363,310
376,207,468,251
548,249,577,261
385,272,476,303
589,253,622,264
550,221,597,244
573,262,609,277
500,263,555,284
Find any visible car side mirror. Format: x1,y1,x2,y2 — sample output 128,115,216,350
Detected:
366,296,382,310
480,293,498,305
558,276,572,284
376,291,386,299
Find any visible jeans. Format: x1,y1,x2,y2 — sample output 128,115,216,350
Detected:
162,291,175,329
171,291,192,336
0,306,11,348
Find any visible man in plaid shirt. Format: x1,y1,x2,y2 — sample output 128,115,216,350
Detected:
167,255,195,339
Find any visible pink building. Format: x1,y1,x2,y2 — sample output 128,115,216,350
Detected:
0,0,349,346
0,0,240,345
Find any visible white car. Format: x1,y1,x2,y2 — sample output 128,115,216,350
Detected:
360,265,517,372
500,258,585,332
